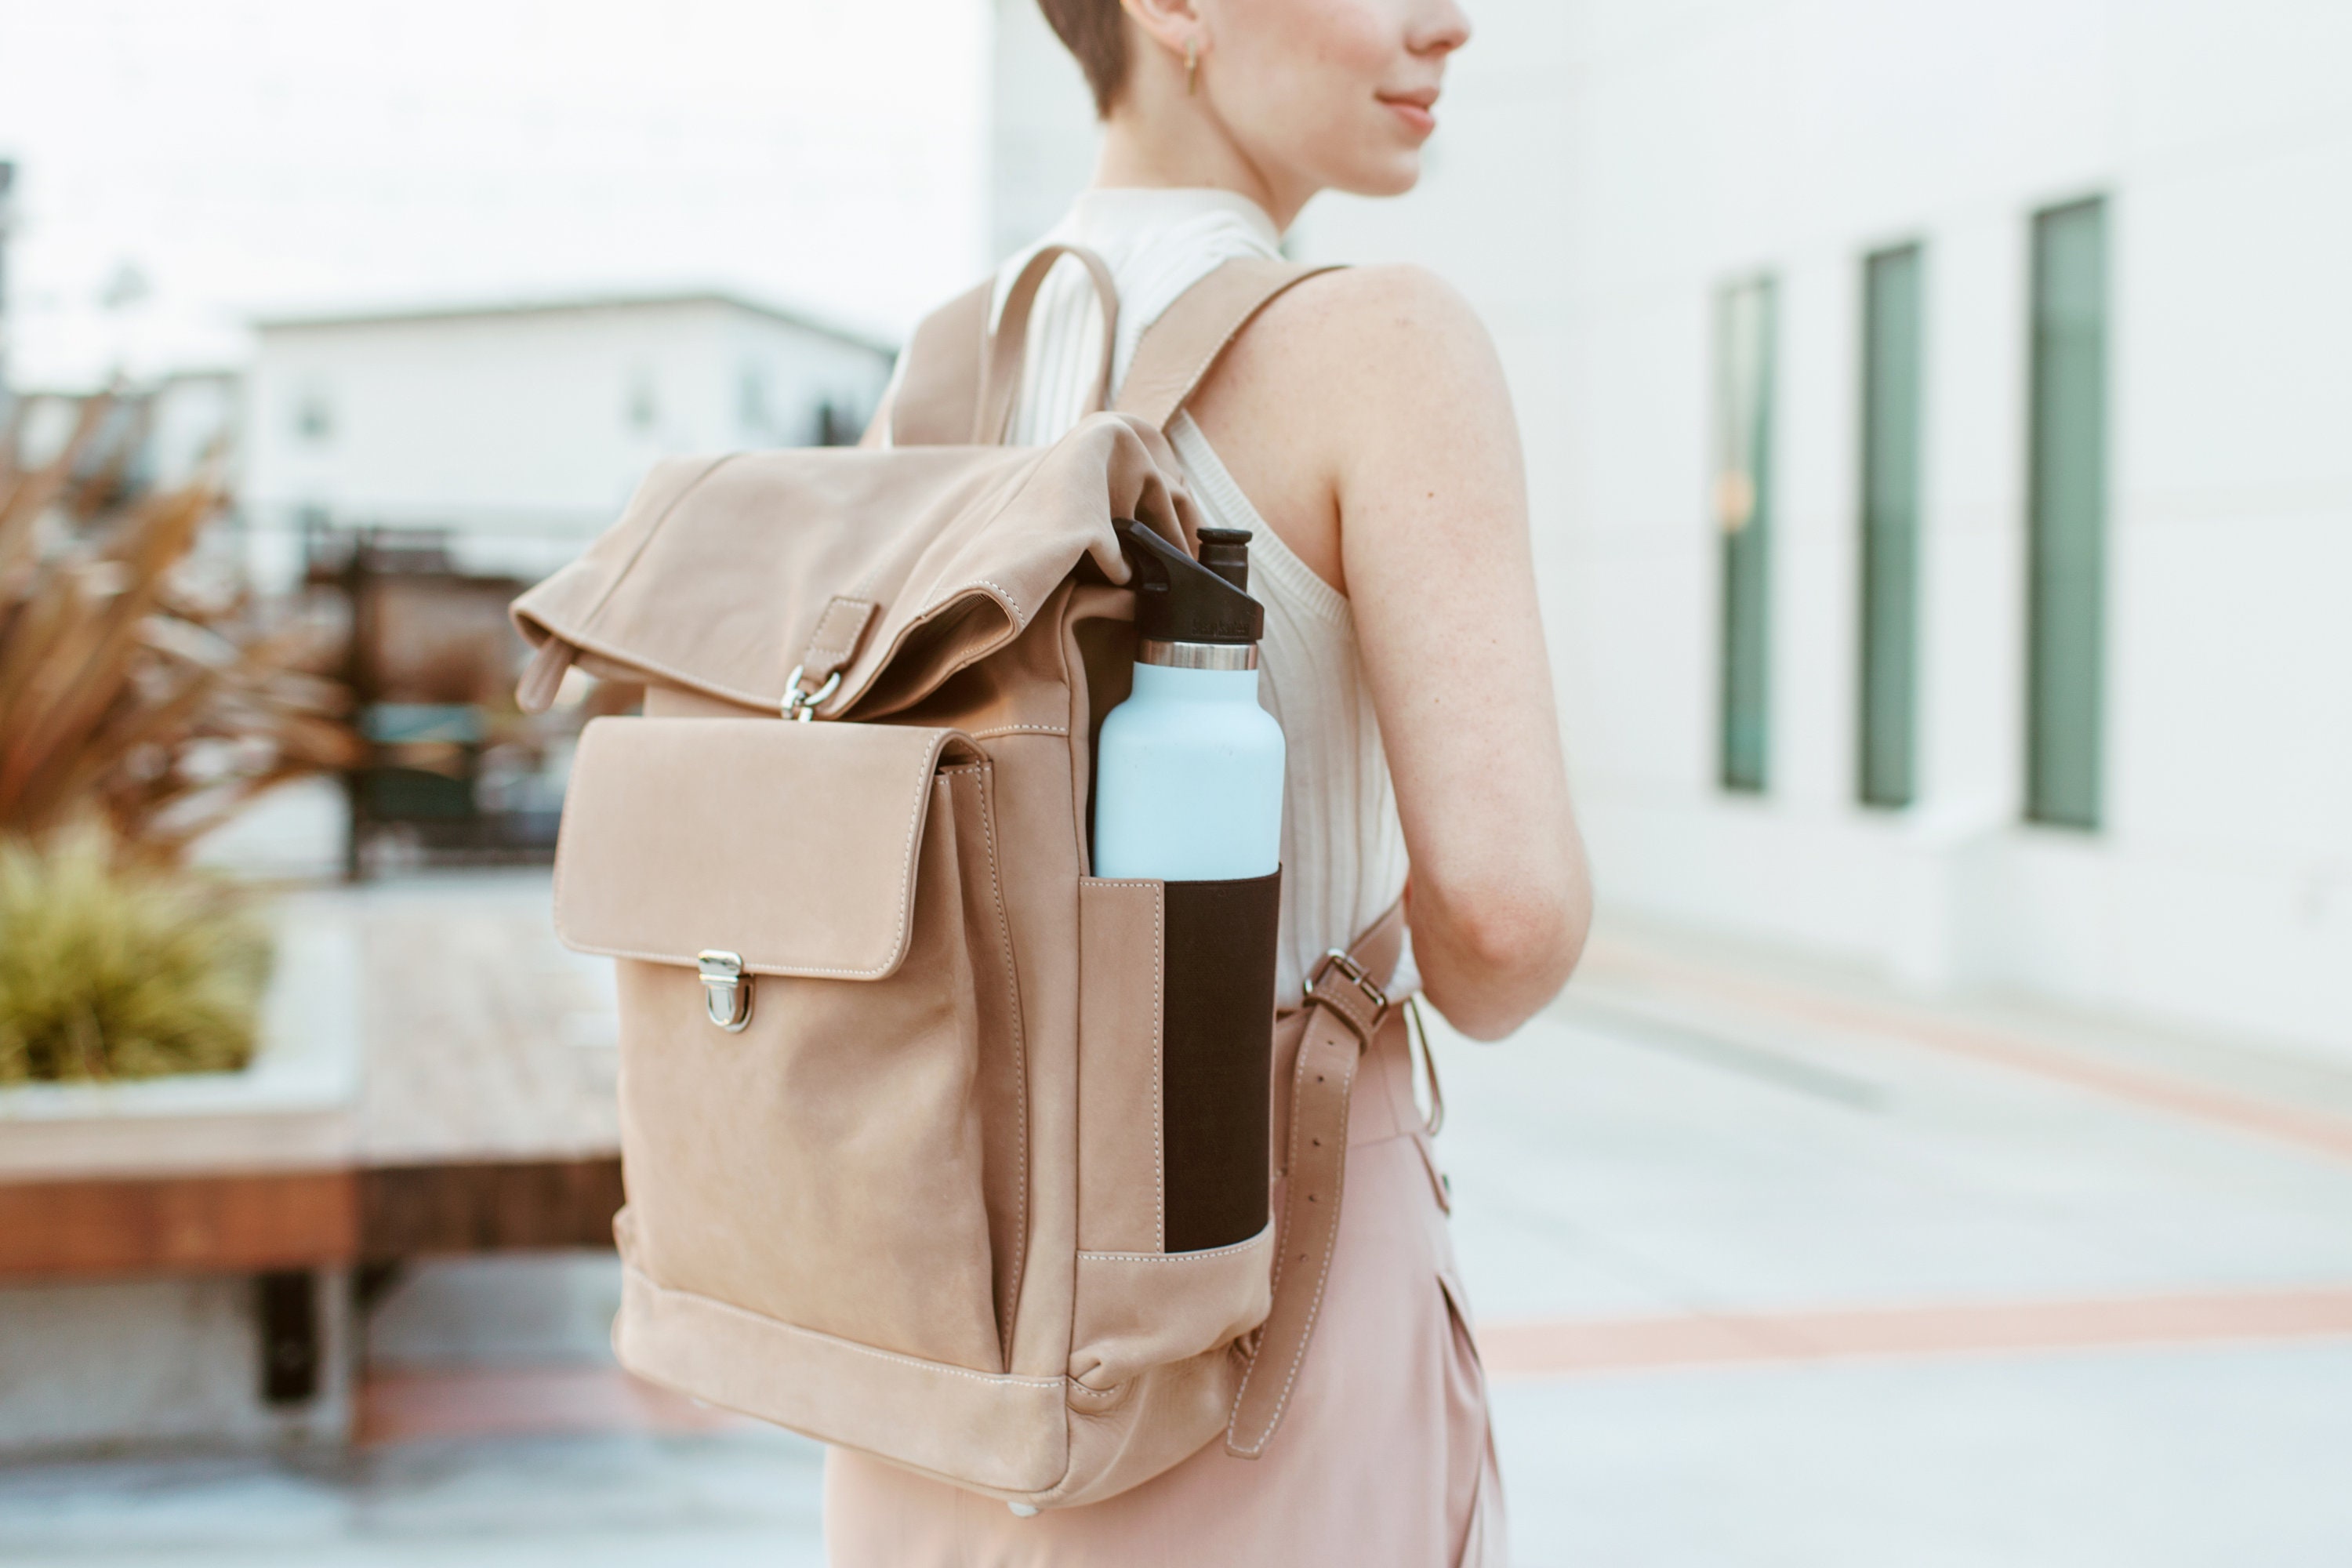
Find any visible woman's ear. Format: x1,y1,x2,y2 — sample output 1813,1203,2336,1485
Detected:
1119,0,1204,67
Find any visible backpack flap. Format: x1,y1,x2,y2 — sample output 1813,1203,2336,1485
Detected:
510,416,1202,721
552,716,980,980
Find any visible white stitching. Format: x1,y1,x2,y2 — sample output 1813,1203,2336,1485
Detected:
624,1262,1065,1388
969,576,1025,621
1077,878,1167,1254
1077,1232,1269,1265
802,597,876,668
1253,1061,1352,1444
560,940,898,981
822,582,1022,717
1225,1011,1356,1455
967,724,1069,739
557,726,940,980
880,735,939,978
1231,1040,1316,1451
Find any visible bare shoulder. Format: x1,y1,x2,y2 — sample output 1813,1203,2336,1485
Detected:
1223,263,1499,398
1259,262,1486,341
1196,263,1512,486
1187,263,1519,589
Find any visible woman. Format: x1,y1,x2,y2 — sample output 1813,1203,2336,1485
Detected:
830,0,1590,1560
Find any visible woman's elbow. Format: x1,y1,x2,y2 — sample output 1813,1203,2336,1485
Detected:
1550,876,1595,989
1462,892,1586,992
1422,874,1592,1040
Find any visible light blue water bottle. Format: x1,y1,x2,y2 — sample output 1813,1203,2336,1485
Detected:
1092,522,1284,880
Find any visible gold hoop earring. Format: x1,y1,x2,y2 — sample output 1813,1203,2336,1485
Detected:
1185,34,1199,95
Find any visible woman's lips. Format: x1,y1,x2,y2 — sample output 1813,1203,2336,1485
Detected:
1379,91,1438,137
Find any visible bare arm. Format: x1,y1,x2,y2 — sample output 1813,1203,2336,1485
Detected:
1190,266,1589,1039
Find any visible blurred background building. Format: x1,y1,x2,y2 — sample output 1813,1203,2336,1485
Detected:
239,292,887,874
0,0,956,880
991,0,2352,1064
2,287,888,880
242,292,890,590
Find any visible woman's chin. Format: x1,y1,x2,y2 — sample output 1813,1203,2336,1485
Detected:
1330,150,1425,199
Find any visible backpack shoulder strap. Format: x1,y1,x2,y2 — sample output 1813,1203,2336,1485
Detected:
1112,258,1339,429
890,245,1121,447
887,278,993,447
892,255,1338,446
1225,896,1404,1460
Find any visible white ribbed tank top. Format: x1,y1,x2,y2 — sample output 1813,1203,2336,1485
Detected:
989,188,1414,1005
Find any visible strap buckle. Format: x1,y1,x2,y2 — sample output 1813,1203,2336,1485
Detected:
1303,946,1389,1047
780,663,842,723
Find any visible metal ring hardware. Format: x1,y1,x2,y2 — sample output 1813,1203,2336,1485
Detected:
1136,639,1259,671
698,949,753,1033
781,664,843,723
1303,946,1390,1046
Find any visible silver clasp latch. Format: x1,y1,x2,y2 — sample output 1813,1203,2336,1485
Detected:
781,663,843,723
697,949,753,1033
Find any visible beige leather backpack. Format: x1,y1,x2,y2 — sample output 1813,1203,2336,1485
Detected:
511,247,1406,1510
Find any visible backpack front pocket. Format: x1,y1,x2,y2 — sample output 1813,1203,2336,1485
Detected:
557,718,1024,1374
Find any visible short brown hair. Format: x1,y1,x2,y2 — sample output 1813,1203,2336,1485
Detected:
1038,0,1129,118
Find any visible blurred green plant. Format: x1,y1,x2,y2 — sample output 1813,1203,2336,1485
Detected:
0,396,363,855
0,395,361,1081
0,818,271,1083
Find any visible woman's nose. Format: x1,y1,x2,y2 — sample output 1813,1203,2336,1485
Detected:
1410,0,1474,58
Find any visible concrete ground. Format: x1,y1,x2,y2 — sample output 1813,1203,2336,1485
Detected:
4,916,2350,1565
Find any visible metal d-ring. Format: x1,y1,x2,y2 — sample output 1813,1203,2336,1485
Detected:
781,663,843,723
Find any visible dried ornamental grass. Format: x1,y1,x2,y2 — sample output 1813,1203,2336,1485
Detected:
0,820,272,1083
0,396,364,856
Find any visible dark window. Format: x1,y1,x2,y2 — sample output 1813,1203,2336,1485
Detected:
1717,277,1776,793
739,363,770,434
295,387,333,444
1859,244,1925,808
2025,198,2108,829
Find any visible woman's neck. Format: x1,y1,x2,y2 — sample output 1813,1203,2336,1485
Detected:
1092,82,1311,234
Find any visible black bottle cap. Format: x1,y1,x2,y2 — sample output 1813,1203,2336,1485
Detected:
1114,519,1265,646
1196,528,1251,591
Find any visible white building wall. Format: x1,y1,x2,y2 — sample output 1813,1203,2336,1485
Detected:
245,298,891,584
993,0,2352,1061
141,372,242,491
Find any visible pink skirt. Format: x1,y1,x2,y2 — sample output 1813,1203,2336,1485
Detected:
824,1017,1508,1567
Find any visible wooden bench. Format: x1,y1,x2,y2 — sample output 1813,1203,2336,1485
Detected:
0,875,621,1410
